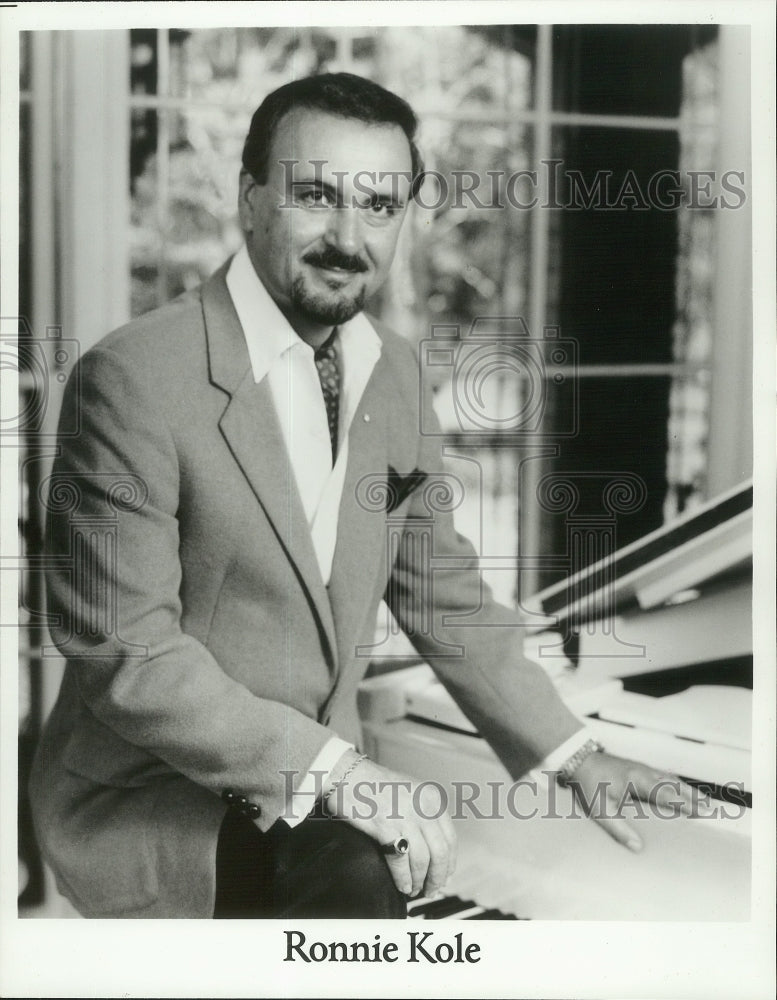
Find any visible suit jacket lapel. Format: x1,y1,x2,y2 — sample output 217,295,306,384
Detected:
201,265,338,667
327,355,393,671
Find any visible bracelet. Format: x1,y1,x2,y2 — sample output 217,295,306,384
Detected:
556,739,605,786
324,752,369,804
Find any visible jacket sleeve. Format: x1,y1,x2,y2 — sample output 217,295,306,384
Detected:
384,350,583,779
44,346,332,830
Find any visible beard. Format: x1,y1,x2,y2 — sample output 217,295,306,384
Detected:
290,273,367,327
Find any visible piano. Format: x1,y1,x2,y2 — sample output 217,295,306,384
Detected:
359,479,753,920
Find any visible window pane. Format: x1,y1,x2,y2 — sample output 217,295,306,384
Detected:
174,27,384,104
550,125,679,365
537,375,674,560
551,25,717,117
130,29,158,96
374,25,527,115
130,106,246,315
177,27,305,105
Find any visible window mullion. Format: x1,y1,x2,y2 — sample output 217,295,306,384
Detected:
156,28,171,307
520,23,554,600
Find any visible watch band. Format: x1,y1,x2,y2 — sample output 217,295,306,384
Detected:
556,738,605,786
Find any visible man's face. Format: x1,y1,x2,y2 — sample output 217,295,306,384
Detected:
239,108,414,344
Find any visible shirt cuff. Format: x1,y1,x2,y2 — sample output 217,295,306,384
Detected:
281,736,354,828
539,727,595,773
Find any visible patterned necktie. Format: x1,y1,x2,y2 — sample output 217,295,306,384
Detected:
313,329,340,463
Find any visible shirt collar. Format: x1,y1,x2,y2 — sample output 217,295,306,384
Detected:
225,243,382,384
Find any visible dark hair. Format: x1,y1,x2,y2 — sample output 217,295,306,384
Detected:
241,72,425,194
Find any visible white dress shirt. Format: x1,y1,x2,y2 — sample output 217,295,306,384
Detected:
226,245,589,825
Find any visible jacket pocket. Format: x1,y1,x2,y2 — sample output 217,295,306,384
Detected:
42,772,164,916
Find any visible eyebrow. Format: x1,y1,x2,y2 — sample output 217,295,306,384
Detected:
291,178,343,202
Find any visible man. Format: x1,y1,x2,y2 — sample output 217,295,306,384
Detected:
30,73,693,919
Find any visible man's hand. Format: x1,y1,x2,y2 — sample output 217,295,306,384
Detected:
323,756,456,899
566,750,699,851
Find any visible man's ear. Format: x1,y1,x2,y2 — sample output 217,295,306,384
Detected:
237,169,257,232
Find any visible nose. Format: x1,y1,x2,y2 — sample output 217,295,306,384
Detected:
324,205,363,255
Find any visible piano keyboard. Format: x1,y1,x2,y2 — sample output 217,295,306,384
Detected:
407,894,525,920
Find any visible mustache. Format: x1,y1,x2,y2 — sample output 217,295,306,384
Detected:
303,246,369,273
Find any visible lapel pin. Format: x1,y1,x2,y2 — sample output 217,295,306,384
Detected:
363,413,371,422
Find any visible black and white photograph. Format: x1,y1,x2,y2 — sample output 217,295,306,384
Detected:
1,1,774,997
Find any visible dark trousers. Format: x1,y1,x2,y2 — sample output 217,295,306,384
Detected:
214,807,408,919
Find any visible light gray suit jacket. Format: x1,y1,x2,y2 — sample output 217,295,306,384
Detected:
29,263,581,917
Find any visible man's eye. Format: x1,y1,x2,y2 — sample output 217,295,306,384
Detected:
366,198,400,218
297,189,335,208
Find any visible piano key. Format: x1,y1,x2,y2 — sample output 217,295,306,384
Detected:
407,893,526,920
438,905,486,920
465,908,521,920
407,895,487,920
407,895,477,918
406,895,455,916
